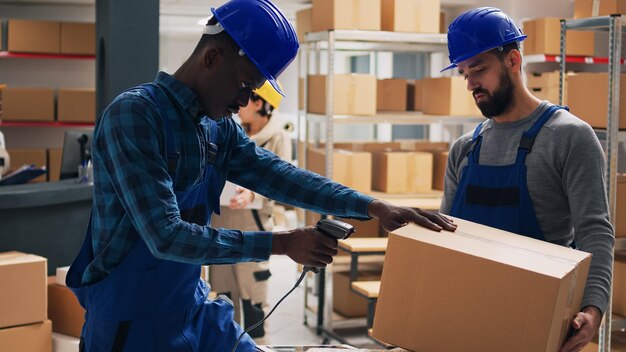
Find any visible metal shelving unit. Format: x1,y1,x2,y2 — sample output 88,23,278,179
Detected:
560,15,626,352
0,51,95,60
298,29,484,344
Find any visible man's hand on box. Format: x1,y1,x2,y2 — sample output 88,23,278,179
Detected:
367,199,457,233
559,305,602,352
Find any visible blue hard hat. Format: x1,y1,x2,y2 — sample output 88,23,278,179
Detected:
212,0,298,96
442,7,526,72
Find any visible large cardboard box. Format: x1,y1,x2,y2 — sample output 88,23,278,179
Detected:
377,79,408,111
57,88,96,123
311,0,381,31
47,148,62,182
381,0,440,33
296,8,312,43
568,73,626,129
432,150,448,191
0,252,47,329
407,80,423,111
0,320,52,352
372,151,433,193
333,270,381,318
307,148,372,193
7,19,60,54
614,254,626,317
523,18,595,56
421,77,481,116
308,74,377,115
48,277,85,338
2,87,54,122
60,22,95,55
372,218,592,352
6,148,47,183
575,0,626,18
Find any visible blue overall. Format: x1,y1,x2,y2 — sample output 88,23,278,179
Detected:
450,105,564,240
66,84,256,352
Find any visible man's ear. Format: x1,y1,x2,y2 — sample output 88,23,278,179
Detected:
507,49,522,72
203,47,223,71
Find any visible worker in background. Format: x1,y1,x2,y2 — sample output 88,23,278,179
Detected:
65,0,456,351
210,80,292,343
440,7,614,352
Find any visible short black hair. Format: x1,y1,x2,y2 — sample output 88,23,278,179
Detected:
488,42,520,61
192,17,240,58
250,93,275,118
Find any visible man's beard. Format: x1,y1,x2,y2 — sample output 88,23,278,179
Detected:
473,70,514,118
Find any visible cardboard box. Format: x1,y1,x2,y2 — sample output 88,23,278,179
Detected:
48,277,85,338
6,149,47,183
530,87,564,105
421,77,481,116
575,0,626,18
0,252,47,329
298,77,304,110
527,72,561,89
7,19,60,54
333,270,381,317
523,18,595,56
337,217,381,238
397,140,448,152
60,22,95,55
332,141,402,152
307,74,377,115
614,254,626,317
617,176,626,238
377,79,408,111
408,80,423,111
307,148,372,192
372,151,433,193
2,87,55,122
296,8,312,43
57,88,96,123
0,320,52,352
0,20,5,51
567,73,626,129
432,150,448,191
311,0,381,31
372,218,592,352
381,0,440,33
47,148,62,182
440,12,446,33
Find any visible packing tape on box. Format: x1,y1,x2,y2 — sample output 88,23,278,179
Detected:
592,0,600,17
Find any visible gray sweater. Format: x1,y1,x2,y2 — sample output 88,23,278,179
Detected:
440,101,615,313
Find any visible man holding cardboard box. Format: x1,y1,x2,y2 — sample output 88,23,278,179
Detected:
64,1,456,351
440,7,614,352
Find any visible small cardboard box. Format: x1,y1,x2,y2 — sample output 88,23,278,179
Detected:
381,0,440,33
616,176,626,238
567,73,626,129
0,252,47,329
527,72,561,89
307,148,372,193
407,80,423,111
372,151,433,193
296,8,312,43
47,277,85,338
311,0,381,31
60,22,95,55
432,150,448,191
57,88,96,123
530,87,564,105
421,77,480,116
6,149,47,183
613,253,626,317
0,320,52,352
523,18,595,56
2,87,55,122
574,0,626,18
308,74,377,115
333,270,381,318
397,140,448,152
7,19,60,54
372,218,592,352
47,149,62,182
377,79,408,111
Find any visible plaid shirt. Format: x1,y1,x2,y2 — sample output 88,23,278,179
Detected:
83,72,373,285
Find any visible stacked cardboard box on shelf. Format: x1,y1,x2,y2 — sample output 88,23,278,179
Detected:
57,88,96,123
371,151,433,193
614,253,626,317
523,18,595,57
526,71,567,104
376,79,408,111
0,252,51,352
381,0,440,33
574,0,626,18
372,218,592,352
307,74,377,115
421,77,481,116
567,73,626,129
6,19,94,55
60,22,95,55
311,0,381,32
2,87,55,122
306,147,372,193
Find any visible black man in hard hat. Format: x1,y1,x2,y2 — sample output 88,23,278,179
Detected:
440,7,614,352
65,0,457,351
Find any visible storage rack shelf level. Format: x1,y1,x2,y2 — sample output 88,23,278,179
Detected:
299,29,484,344
560,15,626,352
0,51,95,60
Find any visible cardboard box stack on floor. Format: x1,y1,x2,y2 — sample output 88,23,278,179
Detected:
526,71,567,105
48,275,85,339
0,252,51,352
372,218,592,352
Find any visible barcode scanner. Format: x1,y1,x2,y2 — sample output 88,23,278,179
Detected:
231,219,355,352
304,219,356,274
